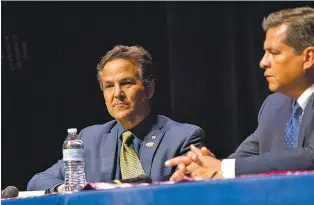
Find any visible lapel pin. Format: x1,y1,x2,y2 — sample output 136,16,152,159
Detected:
146,142,155,148
152,135,157,140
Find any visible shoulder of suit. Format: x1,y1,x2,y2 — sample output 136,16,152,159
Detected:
79,120,117,137
268,92,291,101
157,115,202,131
264,92,292,109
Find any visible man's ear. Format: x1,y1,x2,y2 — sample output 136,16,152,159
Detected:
147,80,155,99
303,46,314,72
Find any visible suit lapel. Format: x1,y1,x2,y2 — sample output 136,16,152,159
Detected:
139,116,167,176
272,97,293,151
298,93,314,146
100,125,118,182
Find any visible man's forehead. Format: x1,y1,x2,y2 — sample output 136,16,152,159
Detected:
264,24,288,48
102,59,140,74
103,59,138,70
103,73,138,80
102,71,140,82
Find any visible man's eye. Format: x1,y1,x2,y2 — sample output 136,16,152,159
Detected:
105,85,113,89
122,82,134,86
270,51,280,55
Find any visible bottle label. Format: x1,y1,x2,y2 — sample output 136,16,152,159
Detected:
63,149,84,161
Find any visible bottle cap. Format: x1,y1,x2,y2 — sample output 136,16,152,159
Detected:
67,128,77,134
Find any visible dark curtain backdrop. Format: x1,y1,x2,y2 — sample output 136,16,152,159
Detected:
2,1,313,190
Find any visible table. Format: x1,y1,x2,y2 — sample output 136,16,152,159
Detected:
3,174,314,205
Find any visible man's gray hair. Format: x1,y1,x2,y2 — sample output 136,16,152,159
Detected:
262,6,314,54
96,45,156,91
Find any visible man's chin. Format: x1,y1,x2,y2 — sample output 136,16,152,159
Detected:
113,111,132,120
268,84,279,93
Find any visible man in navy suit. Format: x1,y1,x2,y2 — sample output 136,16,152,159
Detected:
166,6,314,180
27,45,205,192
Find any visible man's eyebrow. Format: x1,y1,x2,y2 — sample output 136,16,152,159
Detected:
103,80,113,84
121,77,136,81
263,46,273,51
103,77,137,84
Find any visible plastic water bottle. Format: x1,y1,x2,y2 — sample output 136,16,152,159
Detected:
63,128,86,192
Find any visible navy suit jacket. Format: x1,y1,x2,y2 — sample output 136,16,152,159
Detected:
229,92,314,175
27,115,205,191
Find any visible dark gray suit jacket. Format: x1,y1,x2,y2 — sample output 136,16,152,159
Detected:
229,92,314,175
27,115,205,191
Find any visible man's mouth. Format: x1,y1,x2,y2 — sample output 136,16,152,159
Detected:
113,102,129,107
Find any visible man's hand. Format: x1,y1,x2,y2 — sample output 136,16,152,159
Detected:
192,145,216,158
165,145,222,181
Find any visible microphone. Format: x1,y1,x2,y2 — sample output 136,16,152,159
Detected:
112,175,152,184
1,186,19,198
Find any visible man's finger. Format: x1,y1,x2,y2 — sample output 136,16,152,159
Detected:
191,169,214,179
190,144,202,155
186,162,200,173
177,163,186,171
201,147,215,158
169,169,185,182
187,151,198,161
165,156,192,167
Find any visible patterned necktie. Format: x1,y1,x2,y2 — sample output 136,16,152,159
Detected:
284,102,303,149
120,131,145,179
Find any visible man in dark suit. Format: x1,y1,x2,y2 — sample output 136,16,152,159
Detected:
27,45,205,192
166,6,314,180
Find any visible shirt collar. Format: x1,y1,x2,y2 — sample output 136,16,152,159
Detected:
117,112,157,141
297,84,314,110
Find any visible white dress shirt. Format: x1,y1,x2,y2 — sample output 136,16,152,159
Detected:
221,84,314,179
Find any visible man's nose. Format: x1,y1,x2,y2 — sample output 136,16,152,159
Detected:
114,86,125,99
259,54,269,69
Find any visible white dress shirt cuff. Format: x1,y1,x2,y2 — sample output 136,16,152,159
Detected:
221,159,236,179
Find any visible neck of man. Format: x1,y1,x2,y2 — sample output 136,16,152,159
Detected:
118,106,151,129
283,74,314,99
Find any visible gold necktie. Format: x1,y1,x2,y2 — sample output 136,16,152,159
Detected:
120,131,145,179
